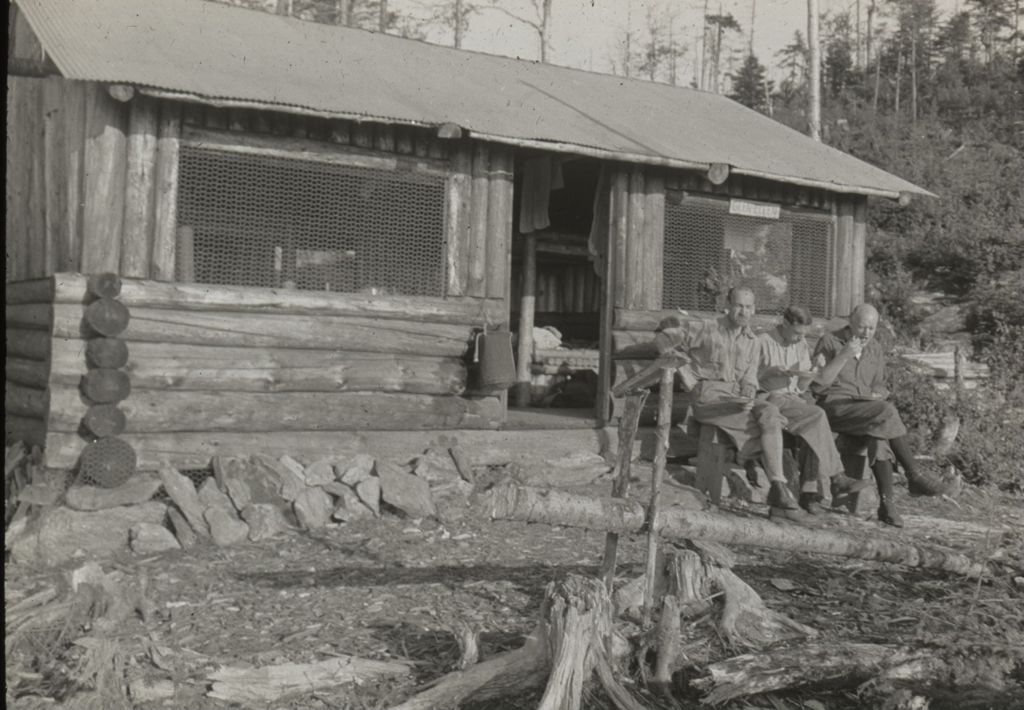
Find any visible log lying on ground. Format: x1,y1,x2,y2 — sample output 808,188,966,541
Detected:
479,481,992,578
692,642,954,704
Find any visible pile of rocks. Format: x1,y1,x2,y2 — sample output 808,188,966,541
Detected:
7,447,477,566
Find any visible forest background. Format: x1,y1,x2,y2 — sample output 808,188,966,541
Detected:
217,0,1023,491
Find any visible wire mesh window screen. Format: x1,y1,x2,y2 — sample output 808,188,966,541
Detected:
176,145,447,296
662,196,834,317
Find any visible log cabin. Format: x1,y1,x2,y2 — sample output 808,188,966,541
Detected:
5,0,932,475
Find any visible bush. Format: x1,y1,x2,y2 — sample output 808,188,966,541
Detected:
887,358,1024,493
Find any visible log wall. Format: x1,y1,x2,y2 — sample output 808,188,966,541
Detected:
6,274,505,469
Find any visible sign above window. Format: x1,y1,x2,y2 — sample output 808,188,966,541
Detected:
728,198,781,220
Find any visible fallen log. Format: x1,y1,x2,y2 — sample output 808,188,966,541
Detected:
479,481,992,578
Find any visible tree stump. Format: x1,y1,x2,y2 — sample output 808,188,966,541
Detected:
86,338,129,369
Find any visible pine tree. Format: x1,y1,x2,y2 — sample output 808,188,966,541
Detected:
729,53,773,111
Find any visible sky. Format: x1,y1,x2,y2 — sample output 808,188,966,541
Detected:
405,0,964,84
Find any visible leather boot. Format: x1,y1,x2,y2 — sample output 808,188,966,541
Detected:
833,454,868,512
878,495,904,527
798,492,825,515
872,460,904,527
831,473,872,495
768,481,814,524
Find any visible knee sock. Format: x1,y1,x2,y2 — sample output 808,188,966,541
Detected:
871,459,895,500
889,436,918,477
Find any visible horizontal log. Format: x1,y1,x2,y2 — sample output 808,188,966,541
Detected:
6,329,52,360
5,415,46,448
84,297,130,337
5,277,55,305
81,368,132,403
82,404,127,438
52,273,506,326
614,309,849,337
42,427,617,471
87,338,129,369
48,388,502,433
6,304,53,331
59,346,464,396
6,383,49,418
482,482,991,578
6,357,50,388
51,304,475,357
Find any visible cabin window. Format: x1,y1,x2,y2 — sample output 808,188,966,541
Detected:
175,141,447,296
661,194,835,317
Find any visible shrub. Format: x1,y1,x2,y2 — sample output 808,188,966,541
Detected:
886,357,1023,493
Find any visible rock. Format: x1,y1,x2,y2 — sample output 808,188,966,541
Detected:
279,466,307,502
212,455,246,488
129,678,176,703
355,477,381,516
224,477,253,513
9,502,168,565
279,455,307,481
377,461,436,518
205,507,250,547
332,488,374,522
241,503,292,542
246,455,288,503
321,481,352,498
432,479,475,523
198,477,235,514
337,454,375,486
65,473,163,511
16,482,64,507
159,466,209,537
293,487,333,530
304,459,336,486
130,522,181,554
413,449,461,483
167,506,198,550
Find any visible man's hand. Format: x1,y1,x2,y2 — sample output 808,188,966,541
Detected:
841,336,865,359
740,398,755,412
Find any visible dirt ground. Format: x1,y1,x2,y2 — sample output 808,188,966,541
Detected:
5,467,1024,710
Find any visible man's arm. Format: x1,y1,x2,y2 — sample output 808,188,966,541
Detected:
812,333,858,388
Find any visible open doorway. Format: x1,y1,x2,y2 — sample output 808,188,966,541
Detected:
509,156,604,424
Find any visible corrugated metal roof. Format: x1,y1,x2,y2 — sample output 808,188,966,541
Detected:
16,0,931,198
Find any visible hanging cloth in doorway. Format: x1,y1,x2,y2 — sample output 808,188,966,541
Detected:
587,166,609,279
518,156,565,233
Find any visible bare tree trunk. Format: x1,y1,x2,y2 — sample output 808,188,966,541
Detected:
911,29,918,122
872,49,881,114
454,0,463,48
749,0,756,55
275,0,291,16
378,0,387,32
700,0,709,89
866,0,875,75
540,0,552,63
895,48,903,121
807,0,821,140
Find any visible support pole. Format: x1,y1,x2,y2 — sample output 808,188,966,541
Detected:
513,234,537,407
643,367,675,624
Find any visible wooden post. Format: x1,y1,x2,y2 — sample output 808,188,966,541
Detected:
467,144,490,297
446,144,472,296
151,102,182,281
643,367,675,624
486,148,513,300
177,226,196,283
600,390,649,591
514,234,537,408
121,95,159,277
80,83,128,274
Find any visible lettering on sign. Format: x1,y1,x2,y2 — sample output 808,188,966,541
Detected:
729,198,781,220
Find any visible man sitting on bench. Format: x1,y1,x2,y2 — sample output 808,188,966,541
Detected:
654,287,809,523
812,303,945,528
757,305,871,515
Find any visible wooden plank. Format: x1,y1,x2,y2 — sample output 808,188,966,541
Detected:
47,387,504,434
6,357,51,389
446,143,472,296
181,126,450,176
513,234,537,407
644,171,666,310
597,169,616,423
850,197,868,309
375,124,396,152
614,308,838,337
329,119,350,144
6,383,49,419
6,277,55,305
50,339,466,395
49,273,505,324
6,77,31,281
625,166,646,309
62,80,87,273
833,201,856,317
610,169,629,309
42,78,69,276
6,329,52,360
120,95,160,277
80,83,127,274
467,143,490,297
43,423,618,471
51,303,475,356
24,77,47,278
6,304,53,331
486,147,513,300
395,126,414,154
151,102,182,280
